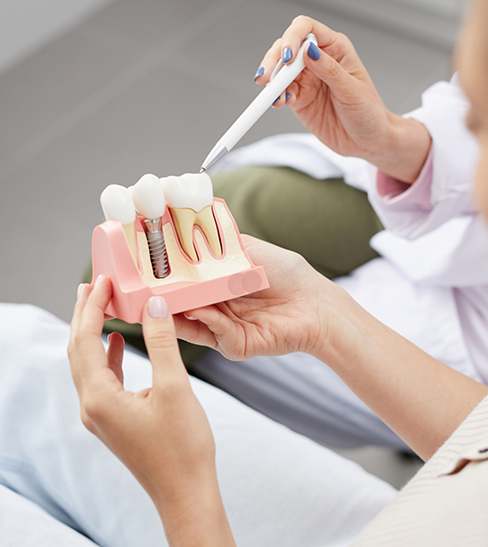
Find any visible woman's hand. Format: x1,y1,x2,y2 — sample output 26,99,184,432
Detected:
178,236,488,461
68,277,235,546
256,16,431,183
175,235,346,361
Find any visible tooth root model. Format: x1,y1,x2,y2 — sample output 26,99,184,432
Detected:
129,174,169,279
100,184,138,266
160,172,222,262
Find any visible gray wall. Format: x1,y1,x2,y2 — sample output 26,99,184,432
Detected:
0,0,116,74
297,0,466,49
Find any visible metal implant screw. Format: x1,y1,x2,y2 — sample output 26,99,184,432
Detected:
144,218,169,279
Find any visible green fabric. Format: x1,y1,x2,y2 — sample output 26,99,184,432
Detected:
212,166,383,279
83,166,382,365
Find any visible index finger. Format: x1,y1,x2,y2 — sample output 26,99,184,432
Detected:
69,275,113,384
279,15,340,64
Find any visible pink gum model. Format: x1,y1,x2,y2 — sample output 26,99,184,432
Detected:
91,198,269,323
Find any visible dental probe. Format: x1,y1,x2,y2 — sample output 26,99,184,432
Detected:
200,33,317,173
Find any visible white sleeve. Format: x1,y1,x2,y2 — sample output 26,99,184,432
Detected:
369,74,480,240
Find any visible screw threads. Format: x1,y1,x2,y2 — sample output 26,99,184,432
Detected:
146,230,169,278
143,218,169,279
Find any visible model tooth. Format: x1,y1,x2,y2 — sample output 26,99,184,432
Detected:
129,174,169,279
194,206,222,258
100,184,138,265
129,174,166,219
170,208,199,262
161,173,213,212
160,173,222,262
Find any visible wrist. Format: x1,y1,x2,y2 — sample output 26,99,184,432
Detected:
366,113,432,183
309,279,370,367
150,468,236,547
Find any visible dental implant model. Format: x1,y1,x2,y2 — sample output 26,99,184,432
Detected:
130,174,169,279
92,171,269,323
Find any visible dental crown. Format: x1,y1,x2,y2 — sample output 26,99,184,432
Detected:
129,174,167,219
100,184,136,225
160,172,213,213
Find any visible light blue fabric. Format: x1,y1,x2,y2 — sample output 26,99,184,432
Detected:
0,303,396,546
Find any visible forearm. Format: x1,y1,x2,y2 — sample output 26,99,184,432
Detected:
367,113,432,184
150,471,236,547
313,285,488,460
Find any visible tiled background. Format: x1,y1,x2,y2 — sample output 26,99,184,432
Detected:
0,0,456,488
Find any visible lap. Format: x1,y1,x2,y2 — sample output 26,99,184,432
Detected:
0,484,97,547
0,303,396,547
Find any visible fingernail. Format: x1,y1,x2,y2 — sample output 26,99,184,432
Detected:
307,42,321,61
94,274,104,288
184,313,199,321
148,296,168,319
286,92,291,101
282,47,292,63
272,96,280,106
77,283,84,300
254,66,264,81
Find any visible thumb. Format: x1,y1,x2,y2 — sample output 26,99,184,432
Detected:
303,41,353,95
142,296,186,385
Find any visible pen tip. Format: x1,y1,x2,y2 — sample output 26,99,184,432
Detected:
199,167,205,173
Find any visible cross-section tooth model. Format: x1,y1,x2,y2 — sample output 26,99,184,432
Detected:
91,172,269,323
161,173,222,262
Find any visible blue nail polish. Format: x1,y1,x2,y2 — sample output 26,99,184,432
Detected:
282,47,292,64
307,42,321,61
254,66,264,81
272,96,280,106
286,92,291,101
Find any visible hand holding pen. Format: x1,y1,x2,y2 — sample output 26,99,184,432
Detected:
252,15,432,183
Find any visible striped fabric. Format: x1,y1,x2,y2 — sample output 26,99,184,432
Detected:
351,395,488,546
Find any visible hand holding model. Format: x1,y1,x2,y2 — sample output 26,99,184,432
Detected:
68,278,236,547
177,235,338,360
257,15,431,182
177,235,488,461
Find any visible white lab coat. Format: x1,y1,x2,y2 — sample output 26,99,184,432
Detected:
211,75,488,386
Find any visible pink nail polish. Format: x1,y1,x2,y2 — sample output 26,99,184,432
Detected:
148,296,168,319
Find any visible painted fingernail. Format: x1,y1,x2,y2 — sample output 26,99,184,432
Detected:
282,47,292,63
148,296,168,319
77,283,84,300
94,274,104,288
272,96,280,106
254,66,264,81
307,42,321,60
286,92,291,101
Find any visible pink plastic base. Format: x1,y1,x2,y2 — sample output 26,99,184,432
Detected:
91,199,269,324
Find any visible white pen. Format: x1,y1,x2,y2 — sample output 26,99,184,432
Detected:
200,33,318,173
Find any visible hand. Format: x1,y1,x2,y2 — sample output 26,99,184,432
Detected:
256,16,431,182
176,238,488,461
68,277,235,546
175,235,346,361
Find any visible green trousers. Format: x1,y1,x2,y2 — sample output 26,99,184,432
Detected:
84,167,383,361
